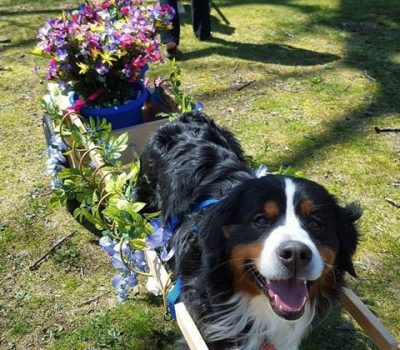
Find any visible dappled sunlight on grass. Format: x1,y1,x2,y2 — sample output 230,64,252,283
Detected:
0,0,399,349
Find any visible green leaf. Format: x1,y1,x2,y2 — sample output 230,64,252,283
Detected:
143,211,161,220
130,238,147,250
131,202,147,213
126,162,140,182
31,47,47,57
58,168,81,179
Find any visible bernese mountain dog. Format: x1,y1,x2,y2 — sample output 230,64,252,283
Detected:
138,112,361,350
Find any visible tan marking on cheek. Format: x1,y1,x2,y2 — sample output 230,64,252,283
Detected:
264,201,279,218
230,243,264,296
299,199,314,217
309,246,337,299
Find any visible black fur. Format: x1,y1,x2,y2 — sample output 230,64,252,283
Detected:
138,112,361,350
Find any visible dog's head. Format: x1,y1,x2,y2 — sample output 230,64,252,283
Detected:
200,175,361,321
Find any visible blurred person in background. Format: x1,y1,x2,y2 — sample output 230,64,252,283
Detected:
160,0,211,58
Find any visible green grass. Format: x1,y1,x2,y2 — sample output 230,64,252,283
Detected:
0,0,399,349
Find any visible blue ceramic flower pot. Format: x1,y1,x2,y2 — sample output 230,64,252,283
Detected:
79,83,149,130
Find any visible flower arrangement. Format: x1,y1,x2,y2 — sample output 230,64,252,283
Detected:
35,0,174,108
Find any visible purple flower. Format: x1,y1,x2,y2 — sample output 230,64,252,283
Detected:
146,219,174,261
129,250,148,272
56,48,68,61
46,59,57,80
194,102,204,112
160,246,175,261
122,64,132,78
50,134,67,151
51,178,64,190
95,62,110,75
146,219,165,249
112,272,138,303
112,253,130,273
99,236,115,256
253,164,269,178
45,147,66,176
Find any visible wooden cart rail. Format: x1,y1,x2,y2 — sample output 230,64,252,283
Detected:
56,98,398,350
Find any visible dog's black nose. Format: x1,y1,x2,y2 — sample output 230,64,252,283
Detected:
277,240,312,273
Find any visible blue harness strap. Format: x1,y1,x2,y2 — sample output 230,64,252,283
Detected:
195,198,220,211
166,198,220,320
166,275,183,320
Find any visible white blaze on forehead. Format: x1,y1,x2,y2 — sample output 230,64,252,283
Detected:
258,178,323,281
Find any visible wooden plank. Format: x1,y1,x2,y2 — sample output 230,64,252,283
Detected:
341,287,398,350
144,250,171,291
175,302,209,350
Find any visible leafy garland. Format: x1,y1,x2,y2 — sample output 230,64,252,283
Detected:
44,65,195,302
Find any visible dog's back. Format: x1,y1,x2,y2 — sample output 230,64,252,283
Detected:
138,112,252,219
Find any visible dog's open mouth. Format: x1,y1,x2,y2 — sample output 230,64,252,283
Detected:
246,261,309,320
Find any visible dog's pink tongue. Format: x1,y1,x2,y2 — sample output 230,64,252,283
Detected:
269,279,308,312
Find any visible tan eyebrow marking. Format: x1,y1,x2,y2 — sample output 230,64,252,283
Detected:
299,199,314,217
264,201,280,218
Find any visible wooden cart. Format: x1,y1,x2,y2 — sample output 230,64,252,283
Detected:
43,97,398,350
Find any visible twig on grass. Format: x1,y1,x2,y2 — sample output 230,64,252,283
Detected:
237,80,255,91
29,230,78,270
78,290,109,307
80,266,87,280
363,70,376,82
374,126,400,133
385,198,400,209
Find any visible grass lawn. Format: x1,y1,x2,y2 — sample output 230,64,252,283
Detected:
0,0,399,349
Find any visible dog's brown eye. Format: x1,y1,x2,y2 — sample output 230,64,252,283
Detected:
308,217,323,230
253,214,271,227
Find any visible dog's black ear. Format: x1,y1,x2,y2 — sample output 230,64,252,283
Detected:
335,202,362,277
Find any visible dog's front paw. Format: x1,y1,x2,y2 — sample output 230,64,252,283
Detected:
146,278,162,296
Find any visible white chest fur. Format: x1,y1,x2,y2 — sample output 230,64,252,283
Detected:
204,294,315,350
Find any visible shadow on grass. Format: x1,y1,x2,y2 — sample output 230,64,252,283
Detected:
251,0,400,170
202,0,400,171
0,8,61,17
0,38,37,52
304,306,375,350
180,36,340,65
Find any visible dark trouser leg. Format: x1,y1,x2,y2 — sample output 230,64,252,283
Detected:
191,0,211,40
160,0,180,45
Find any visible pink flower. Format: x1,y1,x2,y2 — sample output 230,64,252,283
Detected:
120,34,134,48
154,76,163,87
101,1,112,10
152,52,161,62
132,56,146,69
68,98,87,112
120,6,130,16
